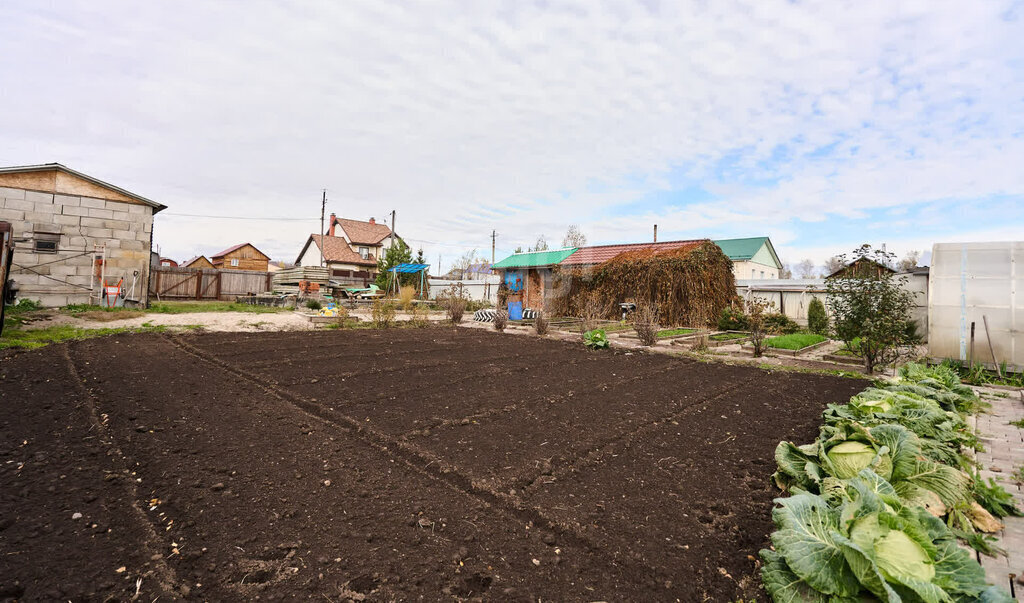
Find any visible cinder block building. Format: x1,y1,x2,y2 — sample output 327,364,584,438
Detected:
0,163,166,307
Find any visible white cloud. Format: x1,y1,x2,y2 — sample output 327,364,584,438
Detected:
0,0,1021,268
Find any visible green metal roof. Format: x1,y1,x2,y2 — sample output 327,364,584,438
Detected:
713,237,781,268
492,248,577,269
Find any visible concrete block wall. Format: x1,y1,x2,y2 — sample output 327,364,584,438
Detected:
0,188,154,307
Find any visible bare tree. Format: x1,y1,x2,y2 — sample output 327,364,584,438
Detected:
898,250,920,273
823,255,846,277
796,259,816,279
779,262,793,279
561,225,587,248
532,235,549,252
450,248,484,279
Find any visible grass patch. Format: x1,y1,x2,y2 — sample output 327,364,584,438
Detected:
709,332,747,341
1009,418,1024,429
0,324,169,350
147,301,284,314
657,327,695,338
765,333,827,351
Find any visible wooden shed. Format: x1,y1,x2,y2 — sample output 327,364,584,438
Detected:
181,255,214,269
210,243,269,272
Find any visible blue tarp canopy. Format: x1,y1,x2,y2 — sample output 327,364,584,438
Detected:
388,263,430,273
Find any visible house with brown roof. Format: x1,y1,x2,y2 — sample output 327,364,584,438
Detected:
294,215,399,284
181,255,214,269
210,243,270,271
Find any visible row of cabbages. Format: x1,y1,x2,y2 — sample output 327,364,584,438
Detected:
760,363,1019,602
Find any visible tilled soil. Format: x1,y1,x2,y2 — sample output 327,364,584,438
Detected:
0,328,864,601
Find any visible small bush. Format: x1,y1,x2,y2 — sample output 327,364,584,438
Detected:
439,283,469,324
398,285,416,310
718,306,748,331
305,299,322,310
764,312,800,334
631,302,659,347
371,299,396,328
747,298,774,357
579,291,606,338
534,312,549,336
493,308,508,331
409,304,430,328
807,297,829,335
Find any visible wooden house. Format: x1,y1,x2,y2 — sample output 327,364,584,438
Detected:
210,243,270,271
826,257,896,279
181,255,214,269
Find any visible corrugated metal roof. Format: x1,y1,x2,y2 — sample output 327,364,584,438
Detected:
492,248,577,269
712,237,769,261
559,239,705,266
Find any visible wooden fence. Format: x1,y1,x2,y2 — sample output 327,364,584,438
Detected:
149,266,272,300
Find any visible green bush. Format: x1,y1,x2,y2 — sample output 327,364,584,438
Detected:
583,329,609,349
807,297,829,335
763,312,800,334
717,306,748,331
305,299,322,310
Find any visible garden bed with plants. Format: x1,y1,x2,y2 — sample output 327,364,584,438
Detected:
1,327,865,601
755,333,831,356
762,363,1019,601
618,326,702,341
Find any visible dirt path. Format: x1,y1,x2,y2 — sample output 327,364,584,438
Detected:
0,329,864,601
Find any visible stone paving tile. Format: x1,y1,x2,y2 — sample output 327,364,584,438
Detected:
974,388,1024,600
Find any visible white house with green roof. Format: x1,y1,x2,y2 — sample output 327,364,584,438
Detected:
713,237,783,279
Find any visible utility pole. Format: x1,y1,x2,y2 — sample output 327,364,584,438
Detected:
391,209,396,249
491,230,496,264
320,190,326,267
438,254,441,275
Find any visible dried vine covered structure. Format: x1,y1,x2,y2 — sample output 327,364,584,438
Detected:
550,240,736,327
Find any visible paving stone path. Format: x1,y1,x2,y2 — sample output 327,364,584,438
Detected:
975,387,1024,599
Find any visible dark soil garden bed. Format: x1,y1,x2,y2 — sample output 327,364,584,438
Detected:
0,329,862,601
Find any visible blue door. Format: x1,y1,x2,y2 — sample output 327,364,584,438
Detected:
507,301,523,320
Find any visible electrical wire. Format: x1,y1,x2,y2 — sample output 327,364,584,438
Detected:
161,213,319,221
12,262,94,291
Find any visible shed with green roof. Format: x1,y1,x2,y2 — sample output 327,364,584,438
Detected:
491,247,578,317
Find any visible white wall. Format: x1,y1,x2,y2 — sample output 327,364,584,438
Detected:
929,242,1022,372
733,260,779,280
428,276,499,303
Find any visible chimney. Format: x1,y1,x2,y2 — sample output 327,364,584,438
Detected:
328,213,336,237
368,217,375,224
653,224,658,243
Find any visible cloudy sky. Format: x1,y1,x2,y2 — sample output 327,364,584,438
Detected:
1,1,1021,272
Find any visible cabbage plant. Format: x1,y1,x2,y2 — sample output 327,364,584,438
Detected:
761,472,1013,602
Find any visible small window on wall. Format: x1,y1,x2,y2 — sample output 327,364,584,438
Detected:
760,271,765,278
230,259,240,267
751,269,756,278
33,232,60,253
359,247,369,259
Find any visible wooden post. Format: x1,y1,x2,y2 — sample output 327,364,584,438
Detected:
969,321,975,367
154,269,161,300
266,271,272,293
215,271,222,300
982,315,1003,378
195,270,203,300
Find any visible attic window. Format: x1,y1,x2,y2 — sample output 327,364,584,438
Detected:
359,247,369,259
33,232,60,253
230,259,240,267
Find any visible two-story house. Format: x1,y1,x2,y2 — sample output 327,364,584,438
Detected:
295,214,398,284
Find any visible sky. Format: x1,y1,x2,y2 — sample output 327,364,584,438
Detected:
1,1,1022,274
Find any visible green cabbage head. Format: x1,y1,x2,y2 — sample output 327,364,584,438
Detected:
849,513,935,583
827,441,892,480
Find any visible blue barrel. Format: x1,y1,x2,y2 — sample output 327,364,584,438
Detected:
507,301,523,320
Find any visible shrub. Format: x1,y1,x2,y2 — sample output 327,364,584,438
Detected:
827,244,917,374
305,299,322,310
439,283,469,324
398,285,416,310
409,304,430,328
371,299,396,328
534,311,549,336
579,291,606,339
718,306,748,331
630,302,659,347
764,312,800,334
493,308,508,331
807,297,829,335
747,298,773,357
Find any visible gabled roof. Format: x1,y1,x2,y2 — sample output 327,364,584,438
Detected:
211,242,268,259
713,237,782,269
299,235,377,267
334,217,392,245
826,257,896,279
181,255,213,268
492,248,578,269
560,239,706,266
0,163,166,213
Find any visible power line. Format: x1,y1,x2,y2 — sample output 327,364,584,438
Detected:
161,213,318,221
